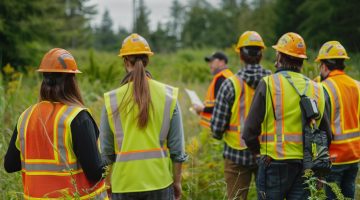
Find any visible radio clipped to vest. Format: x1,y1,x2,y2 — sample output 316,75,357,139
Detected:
300,96,319,120
280,72,331,176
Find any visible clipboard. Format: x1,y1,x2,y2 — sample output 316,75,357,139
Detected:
185,88,204,107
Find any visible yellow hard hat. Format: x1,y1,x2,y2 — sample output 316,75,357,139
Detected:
315,41,350,62
272,32,307,59
235,31,265,52
119,33,154,57
38,48,81,73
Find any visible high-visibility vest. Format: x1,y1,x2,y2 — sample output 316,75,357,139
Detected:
224,75,255,150
200,69,233,128
322,70,360,165
104,79,178,193
260,72,325,160
16,101,107,199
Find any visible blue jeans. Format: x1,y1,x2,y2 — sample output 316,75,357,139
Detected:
256,157,308,200
325,162,359,199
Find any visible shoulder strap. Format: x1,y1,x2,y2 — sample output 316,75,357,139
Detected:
279,71,310,97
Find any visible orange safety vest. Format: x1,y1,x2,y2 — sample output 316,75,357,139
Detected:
322,70,360,164
224,75,255,150
200,69,233,128
16,101,107,199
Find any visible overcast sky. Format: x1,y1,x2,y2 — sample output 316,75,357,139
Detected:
89,0,221,31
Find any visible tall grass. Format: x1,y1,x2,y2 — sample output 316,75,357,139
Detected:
1,48,359,199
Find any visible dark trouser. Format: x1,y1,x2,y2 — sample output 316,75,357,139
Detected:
224,158,258,200
257,158,308,200
111,184,174,200
325,162,359,199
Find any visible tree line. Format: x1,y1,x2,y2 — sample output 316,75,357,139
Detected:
1,0,359,67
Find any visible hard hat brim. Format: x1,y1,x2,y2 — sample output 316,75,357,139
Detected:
315,56,350,62
235,45,266,53
37,69,82,73
119,51,154,57
272,45,307,59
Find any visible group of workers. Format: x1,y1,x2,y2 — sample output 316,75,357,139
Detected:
3,30,359,200
196,31,359,200
4,34,186,200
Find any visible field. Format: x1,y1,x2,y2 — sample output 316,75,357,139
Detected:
1,48,359,199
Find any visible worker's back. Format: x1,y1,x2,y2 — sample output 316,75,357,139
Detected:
17,101,106,199
104,79,178,193
322,70,360,164
260,71,326,160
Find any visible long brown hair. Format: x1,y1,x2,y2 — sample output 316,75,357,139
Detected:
39,72,84,107
121,54,151,128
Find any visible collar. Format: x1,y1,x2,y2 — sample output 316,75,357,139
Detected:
275,67,300,73
244,64,261,69
213,67,228,75
327,70,345,78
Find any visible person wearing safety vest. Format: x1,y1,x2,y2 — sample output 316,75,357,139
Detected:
211,31,271,200
193,52,233,131
100,33,187,200
315,41,360,199
242,32,332,200
4,48,107,199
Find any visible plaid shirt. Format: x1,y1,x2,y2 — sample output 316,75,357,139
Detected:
211,64,271,166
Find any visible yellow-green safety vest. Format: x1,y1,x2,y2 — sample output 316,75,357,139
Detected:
224,75,255,150
104,79,178,193
261,72,325,160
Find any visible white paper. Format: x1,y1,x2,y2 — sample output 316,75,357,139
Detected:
185,88,204,107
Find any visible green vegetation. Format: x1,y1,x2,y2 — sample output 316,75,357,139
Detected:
2,0,360,68
1,0,360,199
0,48,359,199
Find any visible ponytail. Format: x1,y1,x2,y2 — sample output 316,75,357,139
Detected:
122,55,151,128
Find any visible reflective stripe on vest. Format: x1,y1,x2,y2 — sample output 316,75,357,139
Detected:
273,74,284,158
108,85,174,161
23,184,109,200
323,79,342,135
19,105,81,171
200,69,233,128
17,102,106,199
104,80,178,193
224,75,253,150
322,71,360,164
261,72,325,160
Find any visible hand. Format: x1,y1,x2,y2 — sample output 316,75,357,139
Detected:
193,104,204,115
173,182,182,200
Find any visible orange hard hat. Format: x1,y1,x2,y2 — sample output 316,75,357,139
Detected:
38,48,81,73
272,32,307,59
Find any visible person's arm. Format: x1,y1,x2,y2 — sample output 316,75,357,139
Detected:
167,102,188,163
100,107,115,165
99,106,118,195
173,163,182,200
319,89,332,146
167,102,187,200
71,111,105,183
242,80,267,154
4,126,21,173
211,79,235,140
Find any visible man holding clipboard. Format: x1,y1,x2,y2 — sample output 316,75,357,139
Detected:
192,52,233,131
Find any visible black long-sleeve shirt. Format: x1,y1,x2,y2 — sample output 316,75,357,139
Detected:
242,74,332,155
4,111,104,183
